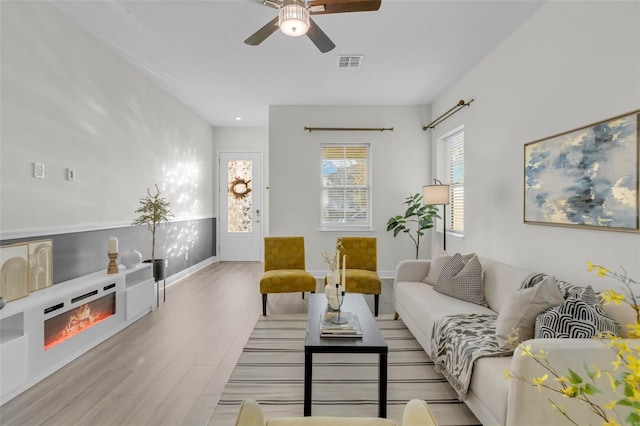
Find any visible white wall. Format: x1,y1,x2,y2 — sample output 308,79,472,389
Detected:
431,1,640,288
0,1,215,237
269,105,432,275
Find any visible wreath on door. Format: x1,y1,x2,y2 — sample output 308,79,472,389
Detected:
229,177,252,199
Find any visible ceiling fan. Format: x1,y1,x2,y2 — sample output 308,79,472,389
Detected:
244,0,381,53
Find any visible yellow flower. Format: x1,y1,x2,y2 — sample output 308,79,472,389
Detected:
612,358,622,370
603,418,621,426
601,290,626,306
627,323,640,338
603,400,617,410
606,372,618,391
562,386,577,397
520,344,533,357
532,374,548,393
586,261,595,272
615,341,631,356
596,266,610,278
592,365,602,379
626,355,640,378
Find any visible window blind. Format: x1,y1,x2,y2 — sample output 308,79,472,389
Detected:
446,130,464,233
321,144,370,228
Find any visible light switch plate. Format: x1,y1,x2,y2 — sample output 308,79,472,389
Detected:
34,163,45,179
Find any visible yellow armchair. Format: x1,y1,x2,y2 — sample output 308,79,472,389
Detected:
260,237,316,316
336,237,382,316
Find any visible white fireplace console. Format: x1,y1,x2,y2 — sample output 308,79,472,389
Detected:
0,263,154,405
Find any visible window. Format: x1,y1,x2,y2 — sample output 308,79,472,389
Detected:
321,144,371,230
445,129,464,233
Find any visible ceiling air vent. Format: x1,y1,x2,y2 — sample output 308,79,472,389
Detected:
337,55,363,69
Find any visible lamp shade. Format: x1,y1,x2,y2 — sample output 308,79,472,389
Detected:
279,3,309,36
423,184,450,205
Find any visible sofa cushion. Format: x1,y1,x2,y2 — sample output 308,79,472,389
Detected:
435,254,487,306
479,257,534,314
601,298,637,338
394,281,495,345
494,276,564,349
535,286,619,338
422,248,474,285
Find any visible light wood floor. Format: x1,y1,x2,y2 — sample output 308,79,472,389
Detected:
0,262,394,426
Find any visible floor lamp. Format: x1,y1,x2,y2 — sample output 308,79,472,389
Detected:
423,179,450,251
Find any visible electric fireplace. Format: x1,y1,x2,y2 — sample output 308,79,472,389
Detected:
44,292,116,350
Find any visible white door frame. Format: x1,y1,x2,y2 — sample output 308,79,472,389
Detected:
217,150,263,261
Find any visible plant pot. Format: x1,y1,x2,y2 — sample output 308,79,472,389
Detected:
144,259,166,281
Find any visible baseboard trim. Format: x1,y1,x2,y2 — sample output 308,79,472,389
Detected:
309,269,396,280
165,256,218,288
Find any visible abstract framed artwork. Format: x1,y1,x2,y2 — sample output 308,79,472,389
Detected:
524,110,639,232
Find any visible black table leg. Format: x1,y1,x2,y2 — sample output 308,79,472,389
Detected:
379,352,388,418
304,352,312,416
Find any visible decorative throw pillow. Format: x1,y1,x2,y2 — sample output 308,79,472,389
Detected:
535,286,619,338
422,248,475,285
434,254,486,306
495,276,564,349
422,247,449,285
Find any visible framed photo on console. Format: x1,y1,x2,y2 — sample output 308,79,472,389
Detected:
524,110,640,232
0,243,29,302
28,239,53,292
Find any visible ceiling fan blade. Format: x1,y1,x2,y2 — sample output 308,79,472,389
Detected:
308,0,381,15
248,0,282,10
307,18,335,53
244,16,280,46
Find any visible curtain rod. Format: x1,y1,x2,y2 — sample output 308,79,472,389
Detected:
423,99,474,131
304,127,394,132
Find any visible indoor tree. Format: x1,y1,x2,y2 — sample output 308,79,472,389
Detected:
386,193,440,259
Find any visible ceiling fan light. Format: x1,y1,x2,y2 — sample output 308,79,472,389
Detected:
279,4,309,37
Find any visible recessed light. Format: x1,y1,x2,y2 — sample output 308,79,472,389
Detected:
235,116,242,121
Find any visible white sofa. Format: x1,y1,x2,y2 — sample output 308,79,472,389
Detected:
393,257,632,426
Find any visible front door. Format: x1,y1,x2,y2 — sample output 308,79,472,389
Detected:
218,151,263,261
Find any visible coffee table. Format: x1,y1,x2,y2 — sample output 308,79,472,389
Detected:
304,293,388,417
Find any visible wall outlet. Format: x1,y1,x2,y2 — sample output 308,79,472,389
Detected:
34,163,45,179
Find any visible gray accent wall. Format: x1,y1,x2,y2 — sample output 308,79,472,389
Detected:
0,218,215,284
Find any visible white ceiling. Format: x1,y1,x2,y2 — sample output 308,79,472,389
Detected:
50,0,544,127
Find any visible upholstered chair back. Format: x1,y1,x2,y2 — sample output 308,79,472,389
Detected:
339,237,377,271
264,237,307,271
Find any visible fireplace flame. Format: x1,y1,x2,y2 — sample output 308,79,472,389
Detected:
44,299,114,350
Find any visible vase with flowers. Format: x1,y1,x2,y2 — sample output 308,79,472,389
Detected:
508,262,640,425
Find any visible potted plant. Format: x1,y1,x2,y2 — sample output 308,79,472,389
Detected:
132,184,173,281
386,193,440,259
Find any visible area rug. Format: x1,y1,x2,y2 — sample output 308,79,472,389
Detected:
210,314,479,425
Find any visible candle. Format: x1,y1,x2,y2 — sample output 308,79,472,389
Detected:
108,237,118,254
342,254,346,290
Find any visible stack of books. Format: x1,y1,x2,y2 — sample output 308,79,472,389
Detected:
320,311,362,338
